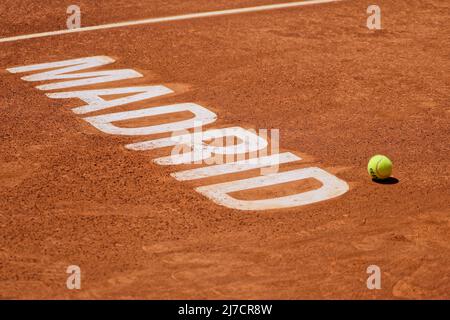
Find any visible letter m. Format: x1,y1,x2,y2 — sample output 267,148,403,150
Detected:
7,56,142,91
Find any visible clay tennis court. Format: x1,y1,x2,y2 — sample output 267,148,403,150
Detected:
1,0,449,299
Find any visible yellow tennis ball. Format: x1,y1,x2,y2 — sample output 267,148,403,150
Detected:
368,155,393,180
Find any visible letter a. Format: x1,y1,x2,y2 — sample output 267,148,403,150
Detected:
367,5,381,30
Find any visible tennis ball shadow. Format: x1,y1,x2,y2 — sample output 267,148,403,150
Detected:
372,177,399,184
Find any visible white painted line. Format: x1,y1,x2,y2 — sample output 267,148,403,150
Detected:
0,0,342,43
172,152,301,181
196,167,349,210
84,103,217,136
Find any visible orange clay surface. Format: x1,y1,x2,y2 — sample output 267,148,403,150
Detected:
0,0,449,298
